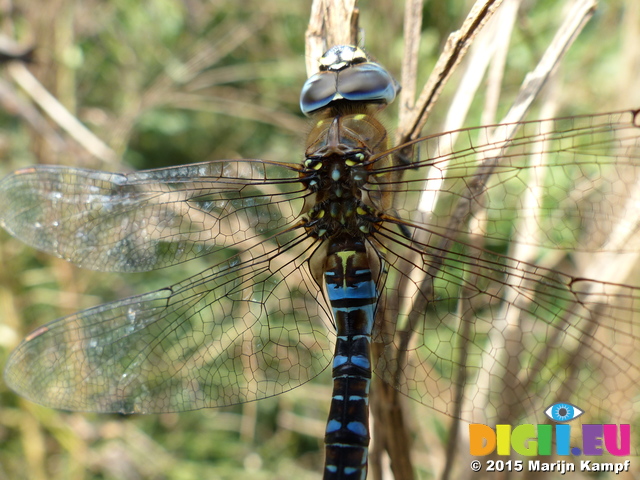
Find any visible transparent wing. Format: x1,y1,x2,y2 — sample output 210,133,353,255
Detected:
369,109,640,252
4,229,333,413
366,109,640,429
373,225,640,425
0,159,307,272
5,109,640,431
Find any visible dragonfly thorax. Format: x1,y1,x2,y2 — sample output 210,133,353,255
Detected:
305,193,379,240
304,155,379,239
302,113,388,240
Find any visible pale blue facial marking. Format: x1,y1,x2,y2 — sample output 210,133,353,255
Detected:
347,422,368,437
333,394,344,400
326,465,338,473
326,419,342,433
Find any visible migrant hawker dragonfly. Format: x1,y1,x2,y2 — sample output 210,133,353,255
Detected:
2,45,640,478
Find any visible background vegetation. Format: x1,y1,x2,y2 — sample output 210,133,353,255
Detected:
0,0,638,479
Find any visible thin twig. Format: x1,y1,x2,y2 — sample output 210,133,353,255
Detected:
7,62,119,165
0,76,69,153
397,0,424,130
395,0,504,145
495,0,596,127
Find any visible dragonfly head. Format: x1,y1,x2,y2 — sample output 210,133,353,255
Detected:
300,45,400,116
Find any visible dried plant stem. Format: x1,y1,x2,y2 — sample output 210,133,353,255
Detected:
7,62,119,165
397,0,424,129
305,0,359,77
396,0,504,145
495,0,596,127
0,76,68,153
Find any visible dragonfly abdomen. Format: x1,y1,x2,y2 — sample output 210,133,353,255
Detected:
323,237,377,480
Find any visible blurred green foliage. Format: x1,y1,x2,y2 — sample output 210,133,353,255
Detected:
0,0,637,479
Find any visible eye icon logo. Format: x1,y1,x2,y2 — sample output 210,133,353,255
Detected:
544,403,584,422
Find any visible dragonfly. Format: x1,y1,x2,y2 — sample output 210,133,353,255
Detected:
2,44,640,479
